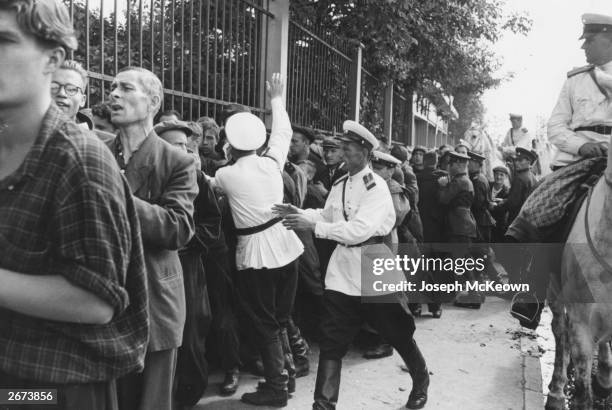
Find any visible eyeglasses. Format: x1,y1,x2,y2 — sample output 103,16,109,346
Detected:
51,82,83,97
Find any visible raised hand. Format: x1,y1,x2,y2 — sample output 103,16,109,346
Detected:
266,73,284,100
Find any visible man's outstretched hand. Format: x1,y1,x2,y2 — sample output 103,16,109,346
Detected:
271,203,300,217
266,73,284,100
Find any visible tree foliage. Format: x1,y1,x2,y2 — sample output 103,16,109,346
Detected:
291,0,532,135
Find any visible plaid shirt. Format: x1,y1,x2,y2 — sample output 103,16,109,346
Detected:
0,104,149,383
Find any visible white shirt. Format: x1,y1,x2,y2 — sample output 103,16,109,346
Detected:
212,97,304,270
548,61,612,167
302,165,405,296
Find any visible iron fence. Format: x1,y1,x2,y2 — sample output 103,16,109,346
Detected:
286,17,353,136
359,69,384,137
392,88,411,145
64,0,272,121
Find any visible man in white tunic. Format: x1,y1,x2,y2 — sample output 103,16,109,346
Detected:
209,74,304,407
274,121,429,410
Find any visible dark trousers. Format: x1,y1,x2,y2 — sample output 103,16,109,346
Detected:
319,290,416,361
117,348,177,410
0,370,117,410
205,250,241,371
235,261,298,347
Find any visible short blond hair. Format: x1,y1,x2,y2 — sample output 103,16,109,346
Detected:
60,59,88,88
0,0,77,52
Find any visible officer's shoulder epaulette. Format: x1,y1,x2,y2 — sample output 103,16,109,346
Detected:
332,173,349,186
567,64,594,78
363,173,376,191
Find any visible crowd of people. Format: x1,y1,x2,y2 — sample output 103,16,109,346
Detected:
2,1,612,410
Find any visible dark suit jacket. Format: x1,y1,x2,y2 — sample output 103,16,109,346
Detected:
107,132,198,351
439,173,477,239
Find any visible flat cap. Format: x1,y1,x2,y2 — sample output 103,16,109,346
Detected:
322,137,341,149
154,119,199,137
580,13,612,39
509,113,523,119
371,150,401,167
225,112,267,151
447,151,470,161
293,125,316,143
493,165,510,176
468,151,487,162
515,147,538,163
412,145,427,154
339,120,379,150
390,145,409,162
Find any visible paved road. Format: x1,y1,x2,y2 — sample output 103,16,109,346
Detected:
196,297,543,410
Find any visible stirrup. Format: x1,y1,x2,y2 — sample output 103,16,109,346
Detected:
510,292,540,323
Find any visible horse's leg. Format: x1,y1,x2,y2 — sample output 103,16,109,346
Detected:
593,340,612,398
546,301,570,410
567,315,595,410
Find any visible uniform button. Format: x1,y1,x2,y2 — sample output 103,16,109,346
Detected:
8,185,14,191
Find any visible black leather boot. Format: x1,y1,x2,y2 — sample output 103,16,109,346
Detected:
396,339,429,409
287,319,310,377
219,367,240,396
241,339,288,407
363,343,394,359
258,329,297,394
312,359,341,410
281,328,297,393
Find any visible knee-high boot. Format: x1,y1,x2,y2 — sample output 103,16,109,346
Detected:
312,359,341,410
287,318,310,377
280,328,297,393
241,338,288,407
396,338,429,409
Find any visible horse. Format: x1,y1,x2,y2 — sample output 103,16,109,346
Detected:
461,126,504,180
545,143,612,410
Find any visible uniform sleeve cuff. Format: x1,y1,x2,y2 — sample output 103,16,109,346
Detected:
314,222,328,239
565,136,586,155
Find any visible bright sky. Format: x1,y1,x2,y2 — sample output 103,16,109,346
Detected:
482,0,612,141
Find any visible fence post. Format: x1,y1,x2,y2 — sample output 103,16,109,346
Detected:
383,82,393,145
262,0,290,127
348,41,364,122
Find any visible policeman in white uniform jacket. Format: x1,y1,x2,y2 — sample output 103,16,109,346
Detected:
547,13,612,169
274,121,430,410
208,74,303,407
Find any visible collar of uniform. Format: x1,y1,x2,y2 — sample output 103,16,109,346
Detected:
516,168,530,173
600,60,612,73
452,172,467,179
347,164,370,182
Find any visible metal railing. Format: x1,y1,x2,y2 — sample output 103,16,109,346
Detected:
64,0,272,120
392,88,411,144
286,18,353,135
359,69,384,137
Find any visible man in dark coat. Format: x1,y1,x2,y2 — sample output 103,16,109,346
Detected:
156,120,221,406
468,152,496,243
490,165,510,243
496,147,538,225
438,152,479,307
413,150,447,317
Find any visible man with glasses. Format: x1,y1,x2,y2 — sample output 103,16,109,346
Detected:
51,59,92,129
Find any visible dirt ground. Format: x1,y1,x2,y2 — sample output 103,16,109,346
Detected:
196,297,543,410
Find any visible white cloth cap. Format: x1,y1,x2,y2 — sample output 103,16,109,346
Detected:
371,150,401,166
225,112,267,150
341,120,379,150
